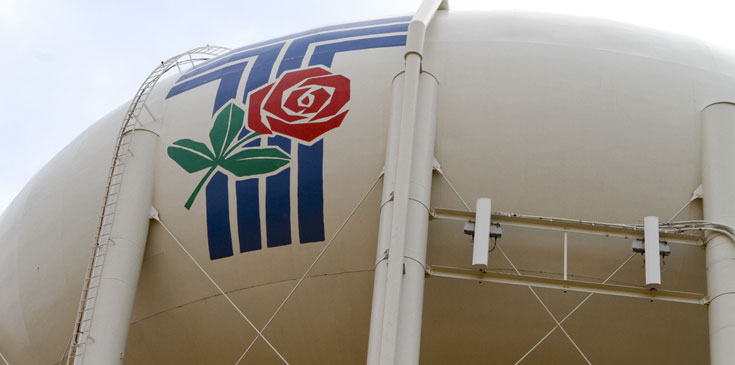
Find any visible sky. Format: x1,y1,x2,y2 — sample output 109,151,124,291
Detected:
0,0,733,215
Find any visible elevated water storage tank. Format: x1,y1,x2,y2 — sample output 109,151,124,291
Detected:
1,9,734,364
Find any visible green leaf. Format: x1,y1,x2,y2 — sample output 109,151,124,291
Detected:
210,103,245,159
167,145,215,173
173,139,215,160
227,147,290,160
220,147,290,177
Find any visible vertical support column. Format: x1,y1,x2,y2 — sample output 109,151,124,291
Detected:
83,130,158,363
701,102,735,365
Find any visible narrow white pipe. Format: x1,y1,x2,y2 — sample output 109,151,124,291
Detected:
701,102,735,365
367,75,404,365
82,130,158,364
564,231,568,280
394,73,438,365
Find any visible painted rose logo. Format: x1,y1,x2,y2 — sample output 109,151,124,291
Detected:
247,66,350,143
168,66,351,209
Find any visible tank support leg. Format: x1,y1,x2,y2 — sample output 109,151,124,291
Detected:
82,129,158,363
701,102,735,365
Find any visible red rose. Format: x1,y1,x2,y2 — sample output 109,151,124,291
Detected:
246,66,350,143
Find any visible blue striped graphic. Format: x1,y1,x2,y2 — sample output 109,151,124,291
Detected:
309,35,408,67
168,62,249,115
236,138,264,253
276,23,409,77
205,172,233,260
265,136,292,247
297,140,325,243
236,178,261,253
177,16,411,82
166,17,409,259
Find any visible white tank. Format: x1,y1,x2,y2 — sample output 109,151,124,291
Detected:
1,10,733,364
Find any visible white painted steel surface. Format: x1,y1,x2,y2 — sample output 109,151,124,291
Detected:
1,10,734,364
701,102,735,365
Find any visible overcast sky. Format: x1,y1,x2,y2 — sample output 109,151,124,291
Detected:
0,0,733,215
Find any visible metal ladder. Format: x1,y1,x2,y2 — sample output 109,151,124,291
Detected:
66,45,231,364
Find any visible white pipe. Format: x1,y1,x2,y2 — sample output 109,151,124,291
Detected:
394,73,438,365
368,1,444,364
366,75,404,365
82,129,158,363
701,102,735,365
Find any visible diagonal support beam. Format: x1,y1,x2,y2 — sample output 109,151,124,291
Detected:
152,216,289,364
235,173,383,364
495,245,592,364
513,253,637,364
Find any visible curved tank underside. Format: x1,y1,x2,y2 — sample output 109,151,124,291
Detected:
1,10,735,364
